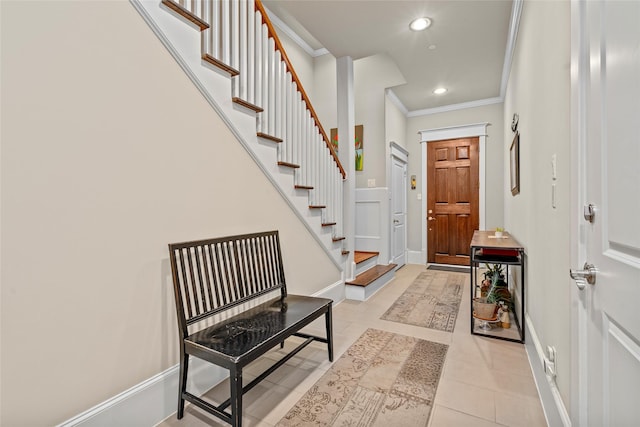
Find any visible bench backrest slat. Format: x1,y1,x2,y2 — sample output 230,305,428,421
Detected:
169,231,287,334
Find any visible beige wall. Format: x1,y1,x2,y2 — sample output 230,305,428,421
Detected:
353,54,406,189
503,0,571,408
0,2,340,425
385,94,407,150
405,103,505,252
312,53,338,133
276,29,315,103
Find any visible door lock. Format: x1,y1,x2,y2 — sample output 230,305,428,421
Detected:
428,216,436,221
584,204,596,223
570,262,597,290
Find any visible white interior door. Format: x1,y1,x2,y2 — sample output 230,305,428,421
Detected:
391,154,407,267
573,1,640,425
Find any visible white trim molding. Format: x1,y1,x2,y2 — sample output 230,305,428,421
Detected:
262,6,329,58
500,0,524,97
418,123,489,264
408,97,503,118
385,89,409,116
526,315,572,427
57,278,344,427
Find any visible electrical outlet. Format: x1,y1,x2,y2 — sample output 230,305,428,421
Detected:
544,346,557,380
367,179,376,188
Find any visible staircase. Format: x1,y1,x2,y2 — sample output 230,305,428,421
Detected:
131,0,346,266
345,251,397,301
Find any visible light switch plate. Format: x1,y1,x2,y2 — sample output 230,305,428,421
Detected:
367,179,376,188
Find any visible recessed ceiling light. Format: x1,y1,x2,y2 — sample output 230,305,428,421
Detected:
409,17,432,31
428,44,437,50
433,87,448,95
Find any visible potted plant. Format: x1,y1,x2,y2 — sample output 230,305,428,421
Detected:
494,227,504,238
485,264,512,310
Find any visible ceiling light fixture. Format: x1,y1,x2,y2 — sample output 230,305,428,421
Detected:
409,17,432,31
433,87,448,95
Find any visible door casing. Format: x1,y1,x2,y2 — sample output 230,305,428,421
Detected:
419,123,489,264
390,142,409,267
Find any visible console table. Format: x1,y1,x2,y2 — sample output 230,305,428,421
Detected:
470,230,525,343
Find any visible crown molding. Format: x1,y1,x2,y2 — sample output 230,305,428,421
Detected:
501,0,524,97
385,89,409,116
407,97,503,118
263,6,329,58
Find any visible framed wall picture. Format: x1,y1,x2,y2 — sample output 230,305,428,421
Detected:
510,132,520,195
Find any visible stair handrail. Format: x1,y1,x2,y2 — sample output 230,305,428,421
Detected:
254,0,346,179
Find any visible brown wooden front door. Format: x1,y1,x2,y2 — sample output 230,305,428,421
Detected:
427,137,479,265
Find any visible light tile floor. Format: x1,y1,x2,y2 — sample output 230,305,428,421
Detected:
158,264,547,427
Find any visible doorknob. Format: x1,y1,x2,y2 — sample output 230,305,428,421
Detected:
570,262,597,290
428,216,436,221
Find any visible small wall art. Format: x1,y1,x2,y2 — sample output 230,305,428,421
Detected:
330,124,364,171
510,132,520,195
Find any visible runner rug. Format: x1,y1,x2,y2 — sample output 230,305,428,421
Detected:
380,270,464,332
276,328,448,427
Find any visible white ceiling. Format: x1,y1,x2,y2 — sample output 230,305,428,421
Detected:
262,0,515,114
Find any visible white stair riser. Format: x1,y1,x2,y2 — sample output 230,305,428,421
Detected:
345,271,395,301
355,256,378,276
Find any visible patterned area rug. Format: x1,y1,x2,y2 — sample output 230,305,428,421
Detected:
380,270,464,332
277,328,448,427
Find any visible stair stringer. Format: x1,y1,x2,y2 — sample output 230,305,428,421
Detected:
131,0,344,268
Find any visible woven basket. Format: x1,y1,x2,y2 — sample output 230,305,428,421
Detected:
473,298,497,320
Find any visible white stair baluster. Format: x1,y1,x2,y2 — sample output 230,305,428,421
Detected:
261,24,268,133
239,0,247,100
221,0,230,65
201,0,210,56
211,0,219,59
274,51,282,139
268,38,276,135
231,0,239,98
247,0,255,104
255,13,263,128
284,76,293,164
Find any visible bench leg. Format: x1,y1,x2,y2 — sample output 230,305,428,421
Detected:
326,304,334,362
177,353,189,419
229,367,243,427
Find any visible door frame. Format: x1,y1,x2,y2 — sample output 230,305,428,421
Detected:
419,123,489,264
390,142,409,266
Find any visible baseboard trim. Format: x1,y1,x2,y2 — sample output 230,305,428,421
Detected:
407,250,424,265
57,279,344,427
525,314,572,427
56,358,226,427
312,278,345,305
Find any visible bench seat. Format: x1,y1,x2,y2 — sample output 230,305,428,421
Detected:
186,295,332,365
169,230,333,426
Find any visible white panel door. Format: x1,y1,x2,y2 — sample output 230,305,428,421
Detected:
574,1,640,425
391,155,407,267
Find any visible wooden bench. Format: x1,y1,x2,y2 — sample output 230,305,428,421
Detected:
168,230,333,427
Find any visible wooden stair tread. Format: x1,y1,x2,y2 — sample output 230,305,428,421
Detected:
342,250,350,255
161,0,210,30
322,222,337,227
332,236,345,242
232,97,263,113
354,251,379,264
202,54,239,76
346,264,397,287
309,205,326,209
278,161,300,169
294,185,314,190
257,132,282,143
